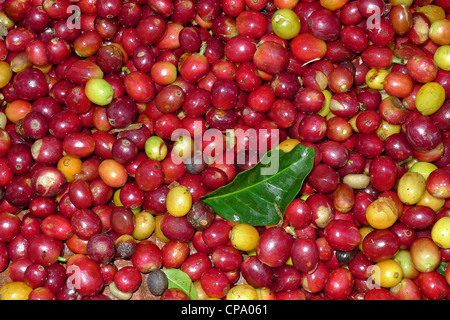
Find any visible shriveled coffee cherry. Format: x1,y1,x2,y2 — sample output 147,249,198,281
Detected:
186,200,215,230
146,269,168,296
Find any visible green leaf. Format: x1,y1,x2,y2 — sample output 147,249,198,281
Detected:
161,268,198,300
436,262,449,277
201,144,315,226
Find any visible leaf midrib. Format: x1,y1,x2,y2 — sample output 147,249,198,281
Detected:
204,150,305,201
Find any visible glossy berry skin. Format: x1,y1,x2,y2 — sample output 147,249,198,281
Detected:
202,219,231,248
135,159,164,192
160,214,194,243
290,237,319,273
200,268,230,299
362,229,401,262
0,212,21,243
270,265,302,293
285,199,312,229
27,234,62,267
41,215,73,241
324,220,361,252
240,256,273,289
418,271,449,300
67,256,104,297
86,233,115,265
369,155,398,192
131,240,163,274
256,227,294,268
114,266,142,293
324,268,354,300
211,245,242,272
181,252,212,282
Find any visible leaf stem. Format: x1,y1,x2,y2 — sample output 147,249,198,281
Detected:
274,203,283,227
398,156,413,165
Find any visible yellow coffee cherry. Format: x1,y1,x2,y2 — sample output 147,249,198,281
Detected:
408,161,438,180
371,259,403,288
132,211,155,240
226,284,258,300
397,171,426,205
416,5,445,23
277,138,300,152
431,217,450,249
230,223,260,252
415,82,446,115
417,190,445,212
145,135,168,161
166,185,192,217
376,120,401,141
317,89,332,117
155,215,170,243
0,282,33,300
365,69,389,90
113,188,123,206
359,226,374,252
0,61,12,88
434,45,450,71
365,197,399,229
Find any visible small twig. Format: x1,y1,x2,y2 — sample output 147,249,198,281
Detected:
284,225,297,239
274,203,284,227
108,123,143,134
301,57,321,67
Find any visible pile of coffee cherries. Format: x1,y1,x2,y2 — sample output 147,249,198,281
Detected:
0,0,449,300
